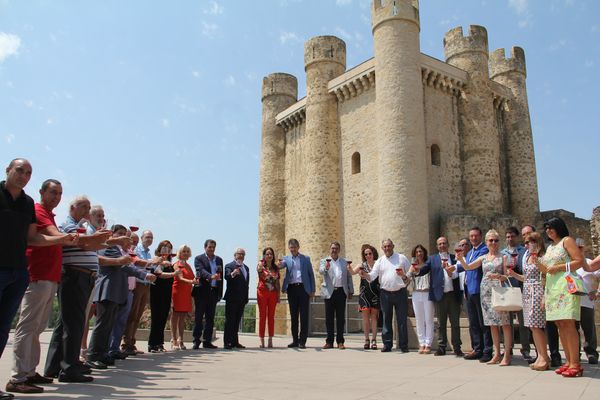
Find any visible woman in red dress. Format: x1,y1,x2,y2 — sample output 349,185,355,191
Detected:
257,247,280,348
170,245,197,350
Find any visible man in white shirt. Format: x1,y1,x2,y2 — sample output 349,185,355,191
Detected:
360,239,410,352
575,239,599,364
319,242,354,350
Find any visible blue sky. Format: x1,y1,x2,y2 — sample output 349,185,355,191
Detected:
1,0,598,287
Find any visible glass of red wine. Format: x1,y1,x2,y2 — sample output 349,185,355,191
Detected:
129,225,139,233
216,265,223,280
454,242,463,257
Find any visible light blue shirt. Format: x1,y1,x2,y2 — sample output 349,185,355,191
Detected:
135,243,152,284
207,253,218,287
290,255,302,284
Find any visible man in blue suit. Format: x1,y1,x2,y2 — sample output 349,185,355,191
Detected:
412,236,463,356
282,238,315,349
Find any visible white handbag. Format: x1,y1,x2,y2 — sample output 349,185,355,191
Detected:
492,279,523,312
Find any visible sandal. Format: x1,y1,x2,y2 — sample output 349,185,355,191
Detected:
562,366,583,378
555,363,570,375
364,339,370,350
371,340,377,350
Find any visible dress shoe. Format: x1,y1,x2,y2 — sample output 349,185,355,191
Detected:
298,343,306,349
58,372,94,383
287,342,299,348
26,373,53,385
588,355,598,365
224,344,233,350
85,360,107,370
203,342,218,349
192,343,200,350
463,352,482,360
101,357,115,366
479,354,493,363
400,348,409,353
123,347,137,356
454,350,465,357
110,351,127,360
527,356,537,365
550,355,563,368
234,343,246,349
5,381,43,394
381,347,392,353
434,348,446,356
337,343,346,350
322,343,333,349
521,350,533,362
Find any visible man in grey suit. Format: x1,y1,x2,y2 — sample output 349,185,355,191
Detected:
282,239,315,349
319,242,353,349
86,225,156,369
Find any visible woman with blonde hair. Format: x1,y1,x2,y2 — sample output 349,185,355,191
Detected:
170,245,197,350
507,232,550,370
457,229,512,366
539,216,585,377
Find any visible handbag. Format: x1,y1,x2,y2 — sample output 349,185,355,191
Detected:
492,279,523,312
564,262,587,296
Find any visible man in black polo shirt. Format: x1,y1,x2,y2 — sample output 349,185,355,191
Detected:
0,158,75,398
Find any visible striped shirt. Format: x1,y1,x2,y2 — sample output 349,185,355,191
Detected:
60,215,99,271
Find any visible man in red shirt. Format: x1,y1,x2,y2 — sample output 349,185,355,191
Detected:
7,179,64,394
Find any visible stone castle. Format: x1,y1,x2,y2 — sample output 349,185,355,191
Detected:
257,0,595,300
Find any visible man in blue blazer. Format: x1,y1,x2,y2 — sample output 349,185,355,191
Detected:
223,248,250,349
412,236,463,356
282,238,315,349
192,239,224,349
319,242,354,349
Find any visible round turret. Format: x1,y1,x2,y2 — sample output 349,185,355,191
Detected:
444,25,489,76
490,47,526,79
304,36,346,72
261,73,298,102
371,0,420,33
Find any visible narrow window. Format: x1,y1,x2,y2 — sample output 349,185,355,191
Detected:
431,144,441,166
352,152,361,174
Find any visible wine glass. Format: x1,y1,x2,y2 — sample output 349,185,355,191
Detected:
454,242,463,257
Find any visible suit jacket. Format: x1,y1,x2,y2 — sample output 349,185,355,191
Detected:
193,253,224,301
417,254,462,303
319,257,354,299
95,246,147,305
281,253,316,295
223,261,249,304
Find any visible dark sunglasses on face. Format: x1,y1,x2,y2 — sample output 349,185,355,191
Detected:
488,239,499,243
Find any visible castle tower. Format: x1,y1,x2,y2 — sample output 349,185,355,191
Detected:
490,47,539,225
444,26,503,217
302,36,346,262
258,73,298,257
372,0,430,253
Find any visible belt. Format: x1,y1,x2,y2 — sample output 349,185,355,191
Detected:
65,265,98,279
381,287,406,294
289,283,303,286
334,287,344,290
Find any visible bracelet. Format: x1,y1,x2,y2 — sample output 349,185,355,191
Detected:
565,261,571,272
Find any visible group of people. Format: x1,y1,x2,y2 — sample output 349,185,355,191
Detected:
2,157,600,399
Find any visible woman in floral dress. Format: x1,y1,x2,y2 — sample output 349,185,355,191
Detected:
507,231,550,371
457,229,512,366
539,216,585,377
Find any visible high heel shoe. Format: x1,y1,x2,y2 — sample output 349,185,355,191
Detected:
259,338,265,348
531,363,550,371
371,340,377,350
267,337,273,348
486,355,501,365
561,366,583,378
364,339,370,350
554,363,570,375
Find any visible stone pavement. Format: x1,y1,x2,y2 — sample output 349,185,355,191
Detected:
1,331,599,399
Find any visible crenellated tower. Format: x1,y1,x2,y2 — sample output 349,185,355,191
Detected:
444,26,504,217
258,73,298,258
372,0,429,254
302,36,346,262
490,47,539,226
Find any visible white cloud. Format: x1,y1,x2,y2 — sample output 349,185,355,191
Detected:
5,133,15,144
44,144,52,152
335,27,352,41
224,75,235,87
279,31,301,45
201,21,218,38
191,70,200,78
24,99,34,108
518,19,530,28
508,0,528,15
0,32,21,62
584,60,594,68
203,1,224,15
548,39,567,51
336,0,352,5
161,118,170,128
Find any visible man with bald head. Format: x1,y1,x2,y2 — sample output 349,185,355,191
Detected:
1,159,75,396
223,248,250,350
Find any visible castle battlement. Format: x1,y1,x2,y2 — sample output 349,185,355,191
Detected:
371,0,419,32
490,47,527,79
444,25,489,61
261,73,298,101
304,36,346,71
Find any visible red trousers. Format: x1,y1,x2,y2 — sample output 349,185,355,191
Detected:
257,289,278,338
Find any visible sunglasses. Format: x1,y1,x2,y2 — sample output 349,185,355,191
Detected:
364,252,373,256
488,239,500,243
524,241,530,245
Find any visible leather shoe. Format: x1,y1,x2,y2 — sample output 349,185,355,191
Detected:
5,381,43,394
454,350,465,357
479,354,493,363
463,351,482,360
234,343,246,349
192,343,200,350
287,342,299,348
381,347,392,353
85,360,107,370
400,348,409,353
521,350,533,362
224,344,233,350
434,348,446,356
58,373,94,383
203,342,218,349
550,355,562,368
298,343,306,349
101,357,115,366
337,343,346,350
322,343,333,349
110,351,127,360
26,373,53,385
588,355,598,364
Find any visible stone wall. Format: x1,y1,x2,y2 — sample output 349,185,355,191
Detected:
591,206,600,257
